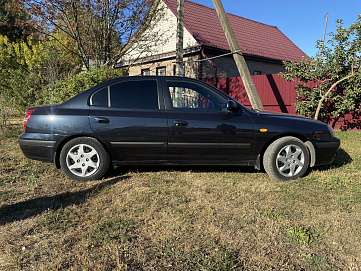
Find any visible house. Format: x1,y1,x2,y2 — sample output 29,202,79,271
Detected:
116,0,307,79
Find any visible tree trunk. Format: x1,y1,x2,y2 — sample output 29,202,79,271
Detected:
314,73,356,120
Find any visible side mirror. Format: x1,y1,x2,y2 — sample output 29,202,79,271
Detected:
227,100,238,112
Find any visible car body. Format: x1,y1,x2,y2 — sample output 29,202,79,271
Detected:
18,76,340,181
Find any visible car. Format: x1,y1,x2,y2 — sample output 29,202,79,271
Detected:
18,76,340,181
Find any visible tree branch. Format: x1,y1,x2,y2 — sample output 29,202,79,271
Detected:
314,72,357,120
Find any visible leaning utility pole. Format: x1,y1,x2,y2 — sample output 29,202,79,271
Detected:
175,0,185,76
212,0,263,110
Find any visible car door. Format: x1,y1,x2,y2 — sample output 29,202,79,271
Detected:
162,78,254,164
89,78,168,163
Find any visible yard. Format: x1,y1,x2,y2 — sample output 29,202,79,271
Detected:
0,122,360,270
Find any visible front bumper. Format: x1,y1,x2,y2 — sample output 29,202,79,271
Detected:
314,137,341,166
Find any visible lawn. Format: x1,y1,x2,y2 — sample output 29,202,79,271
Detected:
0,123,360,270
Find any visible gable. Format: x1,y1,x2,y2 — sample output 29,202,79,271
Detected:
121,0,199,64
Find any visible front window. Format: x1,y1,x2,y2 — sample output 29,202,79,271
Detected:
166,81,227,111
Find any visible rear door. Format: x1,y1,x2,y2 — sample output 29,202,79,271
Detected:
162,78,254,164
89,78,168,163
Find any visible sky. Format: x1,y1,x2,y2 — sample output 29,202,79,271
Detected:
189,0,361,57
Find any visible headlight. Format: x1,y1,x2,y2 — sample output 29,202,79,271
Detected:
327,125,335,137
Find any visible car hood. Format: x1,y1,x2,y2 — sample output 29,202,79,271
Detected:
254,110,325,124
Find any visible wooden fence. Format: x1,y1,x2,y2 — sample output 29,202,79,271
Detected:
202,74,361,130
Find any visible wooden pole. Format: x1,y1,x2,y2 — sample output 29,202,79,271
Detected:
320,13,328,60
212,0,263,110
176,0,185,76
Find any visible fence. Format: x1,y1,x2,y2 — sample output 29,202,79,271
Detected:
202,74,360,130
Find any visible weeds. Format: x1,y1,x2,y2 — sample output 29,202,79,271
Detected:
90,218,135,245
287,225,315,246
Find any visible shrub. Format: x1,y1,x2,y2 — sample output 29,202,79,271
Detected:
38,66,126,105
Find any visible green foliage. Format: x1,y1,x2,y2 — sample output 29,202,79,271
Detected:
0,34,82,111
39,66,126,105
287,225,315,246
280,16,361,124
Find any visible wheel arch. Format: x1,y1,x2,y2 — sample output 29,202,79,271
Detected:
53,135,112,169
256,133,312,170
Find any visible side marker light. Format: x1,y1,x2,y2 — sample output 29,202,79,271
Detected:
260,128,268,133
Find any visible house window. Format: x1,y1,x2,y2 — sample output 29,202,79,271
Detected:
173,64,185,76
141,69,150,76
253,70,262,75
156,67,166,76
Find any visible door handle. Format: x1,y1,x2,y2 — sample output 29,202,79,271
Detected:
174,120,188,127
95,117,110,124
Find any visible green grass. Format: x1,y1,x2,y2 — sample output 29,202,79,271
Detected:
0,127,361,270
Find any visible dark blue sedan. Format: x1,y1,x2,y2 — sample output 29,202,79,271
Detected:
18,76,340,181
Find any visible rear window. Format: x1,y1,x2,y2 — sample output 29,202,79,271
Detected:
91,80,159,109
110,80,158,109
91,87,109,107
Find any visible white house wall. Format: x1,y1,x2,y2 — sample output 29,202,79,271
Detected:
121,0,199,63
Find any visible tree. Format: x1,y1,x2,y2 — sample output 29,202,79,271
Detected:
0,0,32,41
280,16,361,125
15,0,157,70
0,33,81,111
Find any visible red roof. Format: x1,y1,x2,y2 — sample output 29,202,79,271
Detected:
163,0,307,62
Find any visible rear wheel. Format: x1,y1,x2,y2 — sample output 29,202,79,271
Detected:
60,137,110,181
263,136,310,181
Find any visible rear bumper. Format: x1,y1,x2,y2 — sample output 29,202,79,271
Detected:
18,137,56,163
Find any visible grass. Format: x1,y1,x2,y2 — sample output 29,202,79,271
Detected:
0,122,361,270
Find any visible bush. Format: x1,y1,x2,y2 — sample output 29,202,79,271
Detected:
0,94,16,133
38,67,126,105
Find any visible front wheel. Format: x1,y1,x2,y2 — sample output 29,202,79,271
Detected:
60,137,110,181
263,136,310,181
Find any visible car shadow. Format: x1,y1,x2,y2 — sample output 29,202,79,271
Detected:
0,176,129,226
108,164,260,177
108,148,352,180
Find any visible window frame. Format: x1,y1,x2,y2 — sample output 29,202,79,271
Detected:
141,68,150,76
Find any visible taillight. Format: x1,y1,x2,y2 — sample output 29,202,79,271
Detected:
24,109,36,132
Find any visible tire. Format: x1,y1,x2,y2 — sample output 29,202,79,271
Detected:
263,136,310,181
60,137,110,181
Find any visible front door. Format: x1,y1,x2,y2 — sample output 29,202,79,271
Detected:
162,79,254,164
